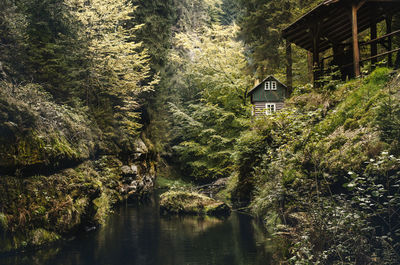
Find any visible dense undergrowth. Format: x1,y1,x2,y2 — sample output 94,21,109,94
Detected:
0,0,158,252
231,68,400,264
0,81,156,252
0,82,96,173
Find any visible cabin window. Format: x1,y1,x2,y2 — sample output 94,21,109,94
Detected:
271,81,277,90
265,103,276,115
265,81,277,90
264,81,270,90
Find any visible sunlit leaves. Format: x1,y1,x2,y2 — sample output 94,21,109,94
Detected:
65,0,157,136
171,24,251,113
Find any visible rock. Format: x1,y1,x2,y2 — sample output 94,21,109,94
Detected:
198,177,229,197
134,138,148,154
121,164,139,183
159,191,231,217
121,165,133,176
131,165,138,174
205,202,231,216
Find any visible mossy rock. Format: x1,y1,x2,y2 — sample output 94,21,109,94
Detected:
159,191,230,217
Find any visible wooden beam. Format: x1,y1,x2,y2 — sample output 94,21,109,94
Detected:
361,29,400,46
286,41,293,94
323,12,371,43
282,0,400,59
386,15,393,67
356,0,367,11
312,24,321,86
360,47,400,62
307,51,313,82
370,13,378,66
352,3,361,77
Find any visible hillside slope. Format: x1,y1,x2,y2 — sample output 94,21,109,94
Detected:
231,68,400,264
0,82,156,253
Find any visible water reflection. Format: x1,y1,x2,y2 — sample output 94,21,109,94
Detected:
0,194,273,265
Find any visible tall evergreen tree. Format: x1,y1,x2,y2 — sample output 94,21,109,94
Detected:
0,0,27,81
22,0,83,101
237,0,319,79
131,0,175,72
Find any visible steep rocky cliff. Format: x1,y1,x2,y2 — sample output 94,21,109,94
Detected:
0,82,157,252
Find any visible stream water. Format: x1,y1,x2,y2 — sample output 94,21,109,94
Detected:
0,192,274,265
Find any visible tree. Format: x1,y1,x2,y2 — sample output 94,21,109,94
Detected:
0,0,27,81
66,0,156,142
237,0,319,81
21,0,83,101
168,24,252,181
130,0,175,72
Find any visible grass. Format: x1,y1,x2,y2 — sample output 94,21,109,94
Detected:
155,176,194,190
316,68,391,135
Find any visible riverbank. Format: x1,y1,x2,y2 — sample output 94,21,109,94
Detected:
231,68,400,263
0,191,275,265
0,81,158,253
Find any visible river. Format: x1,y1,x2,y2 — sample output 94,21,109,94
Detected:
0,192,275,265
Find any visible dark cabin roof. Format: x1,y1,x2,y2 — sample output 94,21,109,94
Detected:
282,0,400,53
247,75,287,95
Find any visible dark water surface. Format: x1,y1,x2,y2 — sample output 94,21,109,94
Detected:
0,193,273,265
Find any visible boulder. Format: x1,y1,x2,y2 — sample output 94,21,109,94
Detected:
159,191,231,217
121,165,134,176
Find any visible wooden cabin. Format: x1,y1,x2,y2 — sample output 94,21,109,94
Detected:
248,76,288,116
282,0,400,87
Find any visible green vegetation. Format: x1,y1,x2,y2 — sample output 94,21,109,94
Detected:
231,69,400,264
0,0,157,252
237,0,319,81
155,176,193,190
167,22,252,182
160,191,231,216
1,0,400,263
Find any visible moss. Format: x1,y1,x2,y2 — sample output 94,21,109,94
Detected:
155,176,193,190
343,118,359,131
0,77,158,254
316,68,391,135
160,191,230,216
0,159,127,253
93,192,112,225
29,229,60,246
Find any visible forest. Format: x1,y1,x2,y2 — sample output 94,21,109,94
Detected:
0,0,400,264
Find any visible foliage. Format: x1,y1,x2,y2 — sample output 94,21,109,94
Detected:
168,24,251,181
236,0,319,80
229,68,400,263
0,0,28,81
130,0,175,72
376,73,400,154
155,176,194,190
0,81,96,169
0,0,157,252
66,0,156,143
172,0,224,32
0,160,121,252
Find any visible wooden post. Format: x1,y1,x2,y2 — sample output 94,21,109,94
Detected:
286,41,293,94
307,51,313,83
386,16,393,67
370,15,377,67
312,25,320,87
352,3,360,77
